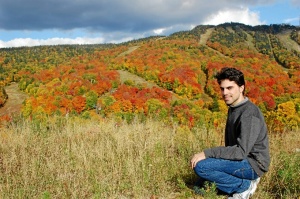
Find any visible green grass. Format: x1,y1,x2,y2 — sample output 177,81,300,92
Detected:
0,116,299,198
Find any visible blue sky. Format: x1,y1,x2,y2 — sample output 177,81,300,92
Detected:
250,1,299,25
0,0,299,48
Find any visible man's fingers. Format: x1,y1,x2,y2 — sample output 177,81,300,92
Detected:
191,152,205,168
190,159,197,168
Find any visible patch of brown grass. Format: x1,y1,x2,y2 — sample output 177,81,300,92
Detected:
0,116,299,198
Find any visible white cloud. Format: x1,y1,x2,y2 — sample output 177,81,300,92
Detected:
203,7,265,26
284,17,299,24
0,37,105,48
153,28,166,34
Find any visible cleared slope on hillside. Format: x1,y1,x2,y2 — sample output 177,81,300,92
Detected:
0,83,28,117
117,70,158,88
243,31,257,52
277,30,300,52
199,27,214,45
117,46,140,57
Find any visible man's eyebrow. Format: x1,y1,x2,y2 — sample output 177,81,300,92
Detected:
220,86,233,89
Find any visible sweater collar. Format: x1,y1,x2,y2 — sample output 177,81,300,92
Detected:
230,97,249,108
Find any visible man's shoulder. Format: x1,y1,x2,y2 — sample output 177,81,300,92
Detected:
243,100,263,117
245,100,258,109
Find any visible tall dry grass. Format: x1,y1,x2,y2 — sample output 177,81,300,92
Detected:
0,116,299,198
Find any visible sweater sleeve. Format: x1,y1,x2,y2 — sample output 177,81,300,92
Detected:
204,115,262,160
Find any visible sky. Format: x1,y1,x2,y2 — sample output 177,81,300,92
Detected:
0,0,299,48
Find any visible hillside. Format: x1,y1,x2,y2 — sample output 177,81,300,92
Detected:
0,23,299,131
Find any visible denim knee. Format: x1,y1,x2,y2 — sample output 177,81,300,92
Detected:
193,160,209,178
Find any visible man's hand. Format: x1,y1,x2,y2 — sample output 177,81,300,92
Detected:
190,152,206,168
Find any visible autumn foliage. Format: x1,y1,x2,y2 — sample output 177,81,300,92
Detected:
0,23,299,132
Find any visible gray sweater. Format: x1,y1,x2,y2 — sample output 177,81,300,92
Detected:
204,98,270,176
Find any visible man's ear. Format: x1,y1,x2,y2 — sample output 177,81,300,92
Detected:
240,85,245,93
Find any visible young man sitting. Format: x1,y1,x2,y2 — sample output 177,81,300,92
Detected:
190,67,270,199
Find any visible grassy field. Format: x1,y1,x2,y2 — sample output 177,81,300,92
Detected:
0,116,299,199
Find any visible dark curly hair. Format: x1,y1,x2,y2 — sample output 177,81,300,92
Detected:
215,67,245,94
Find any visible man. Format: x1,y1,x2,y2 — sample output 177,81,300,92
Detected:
190,67,270,199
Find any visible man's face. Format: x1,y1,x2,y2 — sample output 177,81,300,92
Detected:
219,79,244,106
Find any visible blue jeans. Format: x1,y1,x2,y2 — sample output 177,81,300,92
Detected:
193,158,259,194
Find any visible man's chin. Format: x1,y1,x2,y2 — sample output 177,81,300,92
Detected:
224,100,232,106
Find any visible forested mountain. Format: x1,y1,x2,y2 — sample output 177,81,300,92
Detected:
0,22,299,132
